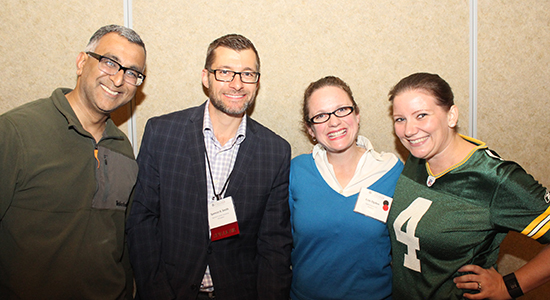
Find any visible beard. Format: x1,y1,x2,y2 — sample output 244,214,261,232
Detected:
209,97,252,116
208,91,256,117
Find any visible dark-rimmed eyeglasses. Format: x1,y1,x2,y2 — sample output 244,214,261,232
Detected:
208,69,260,84
309,106,355,124
86,52,146,86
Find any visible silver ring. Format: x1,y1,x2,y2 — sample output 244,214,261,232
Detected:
477,282,482,291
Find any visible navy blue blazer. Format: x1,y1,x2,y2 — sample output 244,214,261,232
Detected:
127,102,292,300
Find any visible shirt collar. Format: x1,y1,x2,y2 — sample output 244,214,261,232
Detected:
203,99,247,146
52,88,122,141
312,135,384,160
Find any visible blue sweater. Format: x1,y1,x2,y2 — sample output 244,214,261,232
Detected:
289,153,403,300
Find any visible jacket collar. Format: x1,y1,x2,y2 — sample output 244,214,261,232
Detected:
51,88,124,142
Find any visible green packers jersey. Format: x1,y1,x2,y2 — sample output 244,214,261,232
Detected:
388,136,550,300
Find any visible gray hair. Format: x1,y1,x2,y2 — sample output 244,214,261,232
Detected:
84,24,146,57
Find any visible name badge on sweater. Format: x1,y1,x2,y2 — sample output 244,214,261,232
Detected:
354,187,393,223
208,196,240,241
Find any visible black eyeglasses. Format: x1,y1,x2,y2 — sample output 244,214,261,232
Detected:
86,52,146,86
208,69,260,84
309,106,355,124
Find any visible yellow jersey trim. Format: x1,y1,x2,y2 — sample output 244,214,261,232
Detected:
521,205,550,240
426,134,487,178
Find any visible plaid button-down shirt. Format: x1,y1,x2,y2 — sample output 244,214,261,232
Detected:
200,100,246,291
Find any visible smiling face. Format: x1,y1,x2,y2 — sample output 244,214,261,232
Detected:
76,32,146,116
307,86,360,155
202,47,259,117
392,89,458,163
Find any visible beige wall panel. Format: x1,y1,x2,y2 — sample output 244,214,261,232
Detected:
0,0,126,132
132,0,470,158
478,1,550,298
478,0,549,187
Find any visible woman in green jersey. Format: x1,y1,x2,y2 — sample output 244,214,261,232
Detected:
387,72,550,300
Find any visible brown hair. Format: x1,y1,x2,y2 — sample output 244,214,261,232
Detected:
204,34,260,71
388,72,454,110
302,76,359,128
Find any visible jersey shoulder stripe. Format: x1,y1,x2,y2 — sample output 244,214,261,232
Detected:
521,205,550,239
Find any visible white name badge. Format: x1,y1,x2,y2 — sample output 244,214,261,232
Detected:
353,187,393,223
208,196,239,241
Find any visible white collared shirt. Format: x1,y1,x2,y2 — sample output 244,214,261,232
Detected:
312,135,399,197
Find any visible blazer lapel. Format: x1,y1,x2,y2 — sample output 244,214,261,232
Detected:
187,102,208,202
225,116,258,197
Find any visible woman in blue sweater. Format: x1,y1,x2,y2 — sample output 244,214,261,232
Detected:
289,76,403,300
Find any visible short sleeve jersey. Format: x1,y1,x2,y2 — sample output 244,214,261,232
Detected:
388,135,550,300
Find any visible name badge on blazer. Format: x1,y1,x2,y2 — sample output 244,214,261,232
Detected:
354,187,393,223
208,196,240,241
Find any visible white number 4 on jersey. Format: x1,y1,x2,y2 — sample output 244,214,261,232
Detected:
393,197,432,272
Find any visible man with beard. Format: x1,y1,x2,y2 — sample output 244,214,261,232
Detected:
127,34,292,300
0,25,146,299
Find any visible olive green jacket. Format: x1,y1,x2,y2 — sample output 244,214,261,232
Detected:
0,88,138,299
